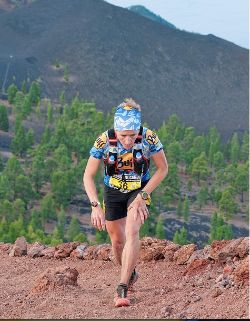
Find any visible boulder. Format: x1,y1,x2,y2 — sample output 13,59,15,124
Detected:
28,242,46,258
54,242,80,259
173,244,197,265
233,255,249,285
31,266,79,293
9,236,27,257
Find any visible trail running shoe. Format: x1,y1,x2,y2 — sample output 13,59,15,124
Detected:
128,269,139,293
114,283,130,307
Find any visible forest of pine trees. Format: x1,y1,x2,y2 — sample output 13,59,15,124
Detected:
0,81,248,246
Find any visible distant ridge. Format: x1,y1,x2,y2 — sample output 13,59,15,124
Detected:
0,0,248,138
128,5,177,29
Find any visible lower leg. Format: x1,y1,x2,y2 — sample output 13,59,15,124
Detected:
111,240,124,265
106,218,126,265
120,235,140,285
119,211,141,285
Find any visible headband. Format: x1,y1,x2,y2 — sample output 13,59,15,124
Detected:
114,104,141,131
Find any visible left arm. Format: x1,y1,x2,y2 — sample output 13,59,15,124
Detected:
128,149,168,222
140,149,168,194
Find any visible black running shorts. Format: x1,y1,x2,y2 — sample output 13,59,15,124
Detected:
103,181,150,221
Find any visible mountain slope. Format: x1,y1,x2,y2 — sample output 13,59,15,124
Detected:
128,5,176,29
0,0,248,138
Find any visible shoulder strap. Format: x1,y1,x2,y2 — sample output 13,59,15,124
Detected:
135,126,143,144
107,128,117,146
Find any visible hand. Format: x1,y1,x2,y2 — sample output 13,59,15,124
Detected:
91,207,106,231
128,195,149,224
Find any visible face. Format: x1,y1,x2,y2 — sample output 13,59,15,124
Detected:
115,130,139,149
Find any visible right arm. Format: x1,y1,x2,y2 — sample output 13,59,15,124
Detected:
83,156,106,231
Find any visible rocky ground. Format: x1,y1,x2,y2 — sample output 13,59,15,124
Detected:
0,237,249,319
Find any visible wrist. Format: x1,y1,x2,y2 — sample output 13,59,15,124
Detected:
90,200,101,207
139,190,151,201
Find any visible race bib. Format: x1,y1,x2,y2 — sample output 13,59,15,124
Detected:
109,174,141,191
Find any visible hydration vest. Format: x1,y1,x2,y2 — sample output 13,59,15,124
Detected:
104,126,150,176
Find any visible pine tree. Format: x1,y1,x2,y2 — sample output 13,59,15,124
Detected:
13,91,25,114
13,199,25,220
40,194,57,225
0,104,9,131
8,215,25,243
240,132,249,161
176,198,182,217
187,179,193,192
30,152,46,192
183,195,189,222
28,81,41,105
0,199,13,221
73,232,88,243
26,128,35,150
191,152,210,185
173,226,188,245
67,216,81,241
209,212,233,243
0,154,4,172
29,209,43,231
51,170,76,207
196,187,208,209
15,175,35,205
57,206,66,240
219,189,237,220
95,230,110,244
47,100,53,124
22,96,32,117
7,84,18,104
10,125,27,156
41,125,52,145
213,151,225,170
167,141,183,163
59,90,65,106
3,156,23,198
21,80,27,94
155,216,165,239
51,226,63,246
230,133,240,164
233,163,249,202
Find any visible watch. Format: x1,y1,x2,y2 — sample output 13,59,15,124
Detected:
91,201,101,207
139,190,150,200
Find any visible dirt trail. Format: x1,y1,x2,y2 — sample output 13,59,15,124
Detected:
0,250,248,319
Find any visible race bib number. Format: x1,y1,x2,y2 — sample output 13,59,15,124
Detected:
109,174,141,191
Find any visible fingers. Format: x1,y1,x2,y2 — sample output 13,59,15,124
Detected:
93,217,106,231
138,207,145,224
91,211,106,231
133,206,149,223
101,217,106,231
133,210,138,221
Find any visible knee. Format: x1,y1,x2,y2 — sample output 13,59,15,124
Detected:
111,238,125,250
125,226,140,241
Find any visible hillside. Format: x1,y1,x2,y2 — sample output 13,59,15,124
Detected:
0,0,248,139
128,5,177,29
0,236,248,319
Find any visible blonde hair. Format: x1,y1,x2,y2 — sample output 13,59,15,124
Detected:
120,98,141,111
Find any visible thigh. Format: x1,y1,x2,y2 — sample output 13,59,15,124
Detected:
106,217,126,242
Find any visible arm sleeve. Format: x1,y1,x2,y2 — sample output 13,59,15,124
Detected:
89,131,108,159
145,129,163,156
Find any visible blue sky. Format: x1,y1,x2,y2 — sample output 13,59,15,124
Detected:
106,0,249,49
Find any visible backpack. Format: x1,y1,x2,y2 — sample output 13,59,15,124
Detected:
104,126,150,176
